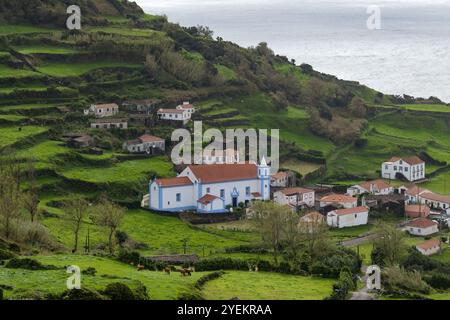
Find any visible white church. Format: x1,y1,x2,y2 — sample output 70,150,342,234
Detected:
148,159,271,213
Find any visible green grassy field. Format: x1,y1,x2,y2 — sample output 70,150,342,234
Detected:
12,45,81,55
0,64,40,78
0,103,58,112
202,271,334,300
58,156,175,184
37,62,142,77
0,254,207,300
390,104,450,113
0,24,57,35
0,125,49,148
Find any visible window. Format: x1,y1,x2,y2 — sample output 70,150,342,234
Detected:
176,193,181,202
206,187,211,193
394,166,397,170
385,165,388,169
220,189,225,198
246,187,251,196
405,167,408,172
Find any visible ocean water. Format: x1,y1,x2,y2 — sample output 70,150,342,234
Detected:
137,0,450,103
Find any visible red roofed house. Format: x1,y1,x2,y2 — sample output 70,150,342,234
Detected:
273,187,315,209
148,159,271,213
84,103,119,118
420,192,450,215
176,101,195,116
123,134,165,154
381,156,425,182
405,218,439,236
320,194,358,209
270,171,296,188
347,179,394,197
326,206,369,228
416,239,441,256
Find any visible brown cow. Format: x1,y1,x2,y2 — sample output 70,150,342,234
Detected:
137,264,145,271
164,266,171,275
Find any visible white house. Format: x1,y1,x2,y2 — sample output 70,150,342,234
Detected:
405,218,439,236
90,118,127,129
157,108,191,124
176,101,195,116
416,239,441,256
148,160,271,213
202,148,240,164
270,171,291,188
403,185,431,204
84,103,119,118
273,187,315,209
381,156,425,182
326,206,369,229
320,194,357,209
420,192,450,214
347,179,394,197
123,134,165,154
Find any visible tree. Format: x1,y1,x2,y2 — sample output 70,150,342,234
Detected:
23,162,39,222
64,198,89,253
91,197,125,254
372,222,407,266
252,201,290,265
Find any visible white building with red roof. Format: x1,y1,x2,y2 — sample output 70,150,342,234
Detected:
326,206,369,228
319,194,358,209
405,218,439,236
416,239,441,256
381,156,425,182
273,187,315,209
176,101,195,116
347,179,394,197
148,159,271,213
157,108,191,124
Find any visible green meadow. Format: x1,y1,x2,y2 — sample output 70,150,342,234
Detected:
37,62,142,77
0,125,48,148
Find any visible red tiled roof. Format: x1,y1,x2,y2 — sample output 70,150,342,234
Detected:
139,134,164,143
421,192,450,204
197,194,220,205
332,206,369,216
358,179,391,191
406,185,430,196
388,156,424,165
321,194,357,204
406,218,437,229
280,187,314,196
271,172,288,180
188,163,257,183
155,177,192,187
416,239,441,251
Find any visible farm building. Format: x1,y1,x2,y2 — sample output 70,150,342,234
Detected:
416,239,441,256
403,185,431,204
202,148,240,164
148,159,270,213
381,156,425,182
362,194,405,215
405,204,431,218
347,179,394,197
90,118,128,130
62,133,94,149
123,134,165,154
270,171,296,188
273,187,315,210
157,108,191,124
84,103,119,118
298,212,326,233
326,206,369,229
405,218,439,236
122,99,159,113
320,194,357,209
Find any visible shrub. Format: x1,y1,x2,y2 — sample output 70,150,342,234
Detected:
0,288,3,300
194,258,248,272
177,287,205,300
311,247,361,278
82,267,97,276
382,266,430,295
60,288,105,300
0,248,16,261
5,258,57,270
194,271,225,289
103,282,136,300
423,272,450,290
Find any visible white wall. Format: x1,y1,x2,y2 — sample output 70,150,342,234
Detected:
408,224,439,236
327,211,368,228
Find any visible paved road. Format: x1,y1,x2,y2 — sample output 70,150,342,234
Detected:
340,233,377,247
